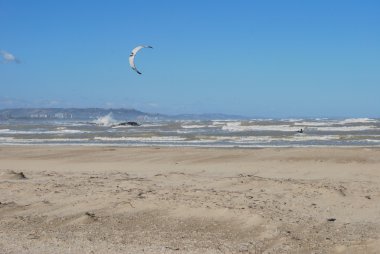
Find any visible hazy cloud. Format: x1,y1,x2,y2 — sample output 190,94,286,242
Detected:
0,50,20,63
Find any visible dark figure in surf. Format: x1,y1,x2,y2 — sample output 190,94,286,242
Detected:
297,128,304,133
117,122,140,126
111,121,141,127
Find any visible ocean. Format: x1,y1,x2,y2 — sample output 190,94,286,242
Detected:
1,114,379,147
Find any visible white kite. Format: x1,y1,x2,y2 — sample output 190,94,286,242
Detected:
0,50,20,63
129,45,153,74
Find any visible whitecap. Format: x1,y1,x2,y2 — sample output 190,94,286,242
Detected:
338,118,378,124
313,126,377,132
222,122,300,132
181,125,208,129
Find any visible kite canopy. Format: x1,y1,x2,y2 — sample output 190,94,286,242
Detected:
129,45,153,74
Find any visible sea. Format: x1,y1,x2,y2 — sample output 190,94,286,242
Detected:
1,114,379,147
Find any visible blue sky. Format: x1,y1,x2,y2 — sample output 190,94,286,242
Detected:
0,0,379,117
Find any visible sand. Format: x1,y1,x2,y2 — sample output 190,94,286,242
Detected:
0,146,379,253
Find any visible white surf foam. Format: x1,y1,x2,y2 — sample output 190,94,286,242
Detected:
313,126,377,132
0,137,89,143
295,118,378,127
279,118,304,122
214,136,274,143
212,120,231,126
209,135,341,143
0,137,15,142
338,118,377,124
282,135,342,141
0,129,86,134
93,136,187,142
181,125,208,129
222,122,300,132
94,113,118,126
294,121,335,127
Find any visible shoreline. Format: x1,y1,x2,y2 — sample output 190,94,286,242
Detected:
1,143,380,148
1,146,380,253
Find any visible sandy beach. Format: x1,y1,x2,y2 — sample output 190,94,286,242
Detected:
0,146,379,253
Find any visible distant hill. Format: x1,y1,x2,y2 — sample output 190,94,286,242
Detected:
0,108,247,121
0,108,163,120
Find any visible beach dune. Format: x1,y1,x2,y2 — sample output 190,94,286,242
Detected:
1,146,379,253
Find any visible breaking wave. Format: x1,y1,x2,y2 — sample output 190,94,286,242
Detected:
94,113,118,126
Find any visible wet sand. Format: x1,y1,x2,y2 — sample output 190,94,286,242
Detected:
1,146,380,253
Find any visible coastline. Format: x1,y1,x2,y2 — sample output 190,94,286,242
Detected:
1,146,380,253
